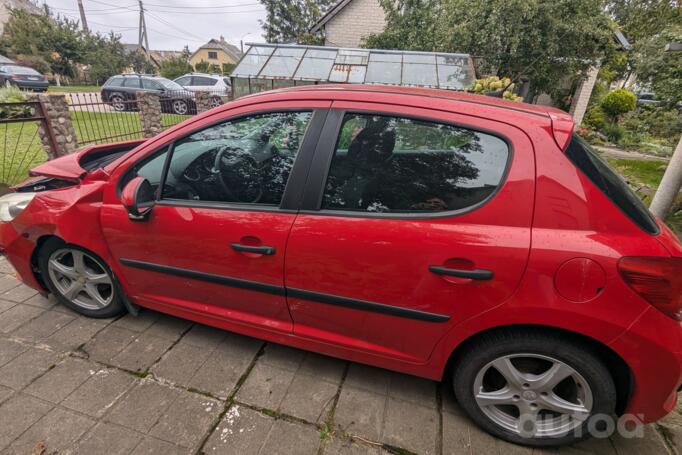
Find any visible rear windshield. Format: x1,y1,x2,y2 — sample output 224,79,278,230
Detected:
565,135,659,234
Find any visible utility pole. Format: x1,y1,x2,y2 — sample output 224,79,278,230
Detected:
649,42,682,219
138,0,150,57
77,0,88,32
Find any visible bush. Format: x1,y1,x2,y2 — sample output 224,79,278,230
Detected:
604,124,625,144
0,87,32,119
470,76,523,102
601,88,637,122
583,106,609,131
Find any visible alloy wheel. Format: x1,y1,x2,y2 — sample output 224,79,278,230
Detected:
209,96,221,108
472,353,593,438
47,248,114,310
110,95,125,111
173,100,188,115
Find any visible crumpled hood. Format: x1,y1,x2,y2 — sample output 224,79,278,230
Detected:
29,139,146,182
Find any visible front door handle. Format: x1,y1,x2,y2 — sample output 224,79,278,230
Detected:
429,265,493,281
231,243,276,255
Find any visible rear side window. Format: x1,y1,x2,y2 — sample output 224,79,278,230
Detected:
565,135,659,234
105,77,123,87
193,76,217,86
322,113,509,213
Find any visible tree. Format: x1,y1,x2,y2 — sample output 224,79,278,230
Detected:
601,88,637,122
259,0,335,44
631,25,682,106
159,47,192,80
128,50,156,74
0,8,83,81
194,60,210,73
82,32,129,84
365,0,616,101
606,0,681,44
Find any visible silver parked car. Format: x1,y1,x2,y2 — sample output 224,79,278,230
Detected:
173,73,231,108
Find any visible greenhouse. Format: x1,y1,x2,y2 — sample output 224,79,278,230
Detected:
230,43,476,98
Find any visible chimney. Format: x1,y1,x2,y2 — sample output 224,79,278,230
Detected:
220,35,225,42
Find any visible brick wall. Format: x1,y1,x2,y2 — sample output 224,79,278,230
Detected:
324,0,387,48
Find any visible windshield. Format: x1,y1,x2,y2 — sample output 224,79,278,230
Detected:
1,66,41,75
156,78,184,91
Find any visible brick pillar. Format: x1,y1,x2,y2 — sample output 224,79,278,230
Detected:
194,91,212,114
29,93,78,159
137,92,163,138
569,65,600,126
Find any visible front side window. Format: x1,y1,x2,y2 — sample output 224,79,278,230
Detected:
322,113,509,213
175,76,191,85
121,146,170,197
122,77,140,88
141,78,162,90
105,76,124,87
161,111,312,206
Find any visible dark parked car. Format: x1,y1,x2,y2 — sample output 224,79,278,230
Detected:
100,74,196,115
0,65,48,91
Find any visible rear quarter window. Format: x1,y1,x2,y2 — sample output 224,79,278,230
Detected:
564,135,659,234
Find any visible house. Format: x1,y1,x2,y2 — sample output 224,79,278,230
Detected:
0,0,42,35
310,0,386,48
190,37,241,73
122,44,184,69
0,54,14,64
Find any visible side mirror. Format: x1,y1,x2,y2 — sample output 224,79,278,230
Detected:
121,177,155,220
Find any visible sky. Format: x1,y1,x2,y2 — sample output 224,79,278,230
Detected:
42,0,267,51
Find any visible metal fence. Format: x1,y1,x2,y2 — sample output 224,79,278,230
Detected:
67,93,144,145
0,101,52,187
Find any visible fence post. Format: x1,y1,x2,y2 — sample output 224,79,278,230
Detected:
137,92,163,138
28,93,78,159
194,91,212,114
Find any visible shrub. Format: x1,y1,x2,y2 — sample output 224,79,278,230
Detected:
0,87,32,119
604,124,625,144
583,106,609,131
470,76,523,102
600,88,637,122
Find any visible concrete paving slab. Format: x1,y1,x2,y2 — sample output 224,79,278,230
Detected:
62,368,135,418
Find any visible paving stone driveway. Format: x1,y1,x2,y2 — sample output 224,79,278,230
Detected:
0,256,680,455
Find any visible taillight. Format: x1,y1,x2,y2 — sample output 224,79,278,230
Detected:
618,256,682,320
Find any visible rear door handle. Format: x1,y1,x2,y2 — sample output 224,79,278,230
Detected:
429,265,493,280
231,243,276,255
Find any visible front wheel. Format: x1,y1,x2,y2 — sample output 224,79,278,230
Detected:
452,330,617,447
38,239,125,318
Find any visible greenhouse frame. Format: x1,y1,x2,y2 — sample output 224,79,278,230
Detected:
230,43,477,98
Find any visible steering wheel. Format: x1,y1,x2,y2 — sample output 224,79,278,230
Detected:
213,145,263,203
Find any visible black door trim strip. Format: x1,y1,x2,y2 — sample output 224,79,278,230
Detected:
119,258,285,296
119,258,450,323
286,287,450,322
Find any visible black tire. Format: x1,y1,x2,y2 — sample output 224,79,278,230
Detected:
38,238,125,318
109,93,127,112
452,329,617,447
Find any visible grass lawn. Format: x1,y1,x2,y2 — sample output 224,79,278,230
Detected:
48,85,101,93
605,158,668,189
0,110,187,184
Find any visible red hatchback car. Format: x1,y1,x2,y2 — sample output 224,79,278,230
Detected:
1,85,681,446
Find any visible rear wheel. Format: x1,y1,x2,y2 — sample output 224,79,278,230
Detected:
452,330,617,447
172,99,188,115
109,93,126,112
38,239,125,318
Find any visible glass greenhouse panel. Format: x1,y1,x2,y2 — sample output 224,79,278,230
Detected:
232,46,275,77
366,61,401,84
294,57,335,80
402,63,438,86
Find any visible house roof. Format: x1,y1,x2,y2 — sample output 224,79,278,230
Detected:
191,39,241,62
310,0,353,33
232,43,476,90
123,44,184,67
0,54,14,64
